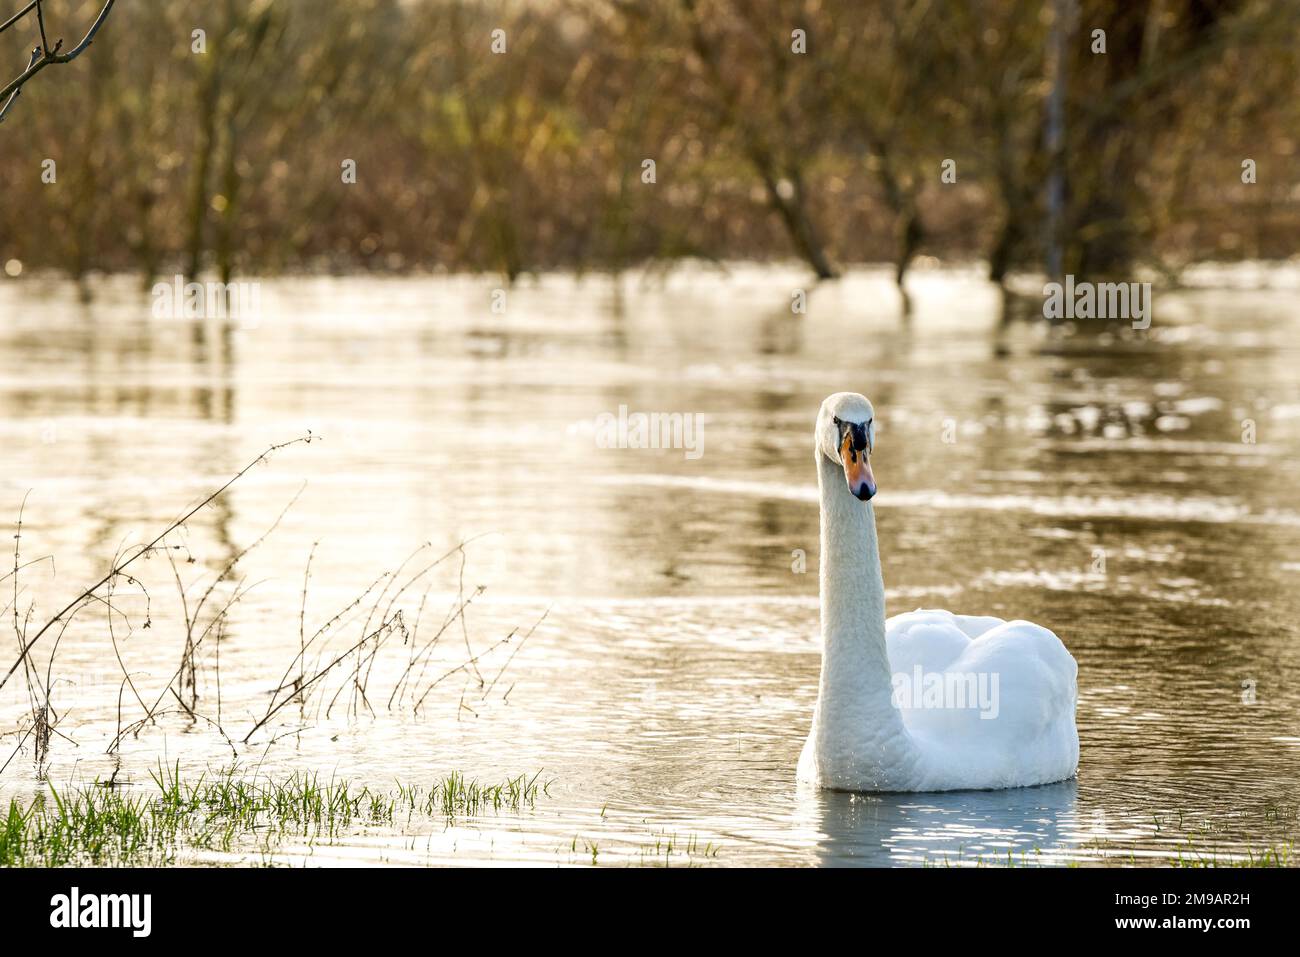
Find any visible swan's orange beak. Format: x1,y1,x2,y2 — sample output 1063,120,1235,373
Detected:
841,431,876,501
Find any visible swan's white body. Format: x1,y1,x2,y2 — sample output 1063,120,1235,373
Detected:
798,393,1079,792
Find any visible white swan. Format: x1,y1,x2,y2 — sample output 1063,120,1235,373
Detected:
798,392,1079,792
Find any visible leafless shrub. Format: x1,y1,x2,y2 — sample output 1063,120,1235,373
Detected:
0,433,543,774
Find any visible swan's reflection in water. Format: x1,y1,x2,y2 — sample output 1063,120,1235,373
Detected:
796,779,1080,867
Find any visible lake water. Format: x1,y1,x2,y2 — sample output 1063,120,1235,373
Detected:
1,266,1299,866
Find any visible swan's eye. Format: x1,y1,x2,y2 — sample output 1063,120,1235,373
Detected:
832,416,842,427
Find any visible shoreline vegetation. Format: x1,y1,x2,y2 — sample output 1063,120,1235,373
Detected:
0,763,549,866
0,434,560,866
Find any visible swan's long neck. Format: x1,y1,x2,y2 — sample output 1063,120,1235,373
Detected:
817,452,891,701
812,452,912,776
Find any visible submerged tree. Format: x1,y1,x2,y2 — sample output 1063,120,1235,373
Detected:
674,0,840,279
0,0,1294,283
1059,0,1291,278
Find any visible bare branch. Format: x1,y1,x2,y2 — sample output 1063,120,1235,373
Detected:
34,0,48,57
0,45,38,125
0,0,117,125
0,1,37,36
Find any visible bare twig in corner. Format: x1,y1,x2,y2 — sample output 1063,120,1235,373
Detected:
33,0,49,56
0,0,118,126
0,45,37,125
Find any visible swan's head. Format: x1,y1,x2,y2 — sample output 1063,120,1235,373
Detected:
817,392,877,501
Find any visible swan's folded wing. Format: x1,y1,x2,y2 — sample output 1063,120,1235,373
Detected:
892,616,1077,755
949,613,1008,640
885,609,979,674
951,620,1077,735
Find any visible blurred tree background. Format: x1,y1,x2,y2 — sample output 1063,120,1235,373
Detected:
0,0,1295,290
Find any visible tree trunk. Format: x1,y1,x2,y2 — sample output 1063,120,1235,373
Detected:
762,172,837,280
186,67,221,281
